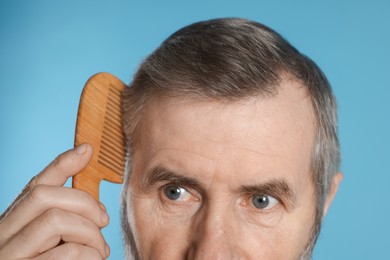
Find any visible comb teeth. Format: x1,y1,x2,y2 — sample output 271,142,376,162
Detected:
97,85,126,177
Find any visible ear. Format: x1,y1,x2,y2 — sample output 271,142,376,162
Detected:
322,172,343,218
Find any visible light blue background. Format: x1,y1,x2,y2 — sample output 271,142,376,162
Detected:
1,1,389,259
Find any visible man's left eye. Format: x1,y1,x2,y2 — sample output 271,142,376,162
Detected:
163,186,192,201
251,194,279,210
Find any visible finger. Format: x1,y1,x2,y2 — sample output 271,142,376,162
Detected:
0,144,94,245
1,208,109,259
34,143,93,187
0,185,109,243
0,144,93,223
32,243,106,260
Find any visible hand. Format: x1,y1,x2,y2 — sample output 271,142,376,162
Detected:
0,144,110,259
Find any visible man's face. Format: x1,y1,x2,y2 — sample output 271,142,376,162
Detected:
127,79,318,259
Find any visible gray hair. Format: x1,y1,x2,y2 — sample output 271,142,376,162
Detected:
120,18,340,259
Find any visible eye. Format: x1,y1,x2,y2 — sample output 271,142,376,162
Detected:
251,194,279,210
163,185,192,201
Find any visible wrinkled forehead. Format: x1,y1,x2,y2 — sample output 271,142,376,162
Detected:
135,78,316,170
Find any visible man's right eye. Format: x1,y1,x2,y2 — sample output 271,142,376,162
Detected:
163,185,192,201
251,194,279,210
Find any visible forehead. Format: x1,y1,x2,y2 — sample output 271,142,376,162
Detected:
135,78,316,184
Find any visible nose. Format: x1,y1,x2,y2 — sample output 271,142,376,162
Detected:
187,202,235,260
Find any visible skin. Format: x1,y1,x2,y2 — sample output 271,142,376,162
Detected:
127,79,342,259
0,144,110,259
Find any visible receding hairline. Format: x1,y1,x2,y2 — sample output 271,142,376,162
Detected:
125,71,318,155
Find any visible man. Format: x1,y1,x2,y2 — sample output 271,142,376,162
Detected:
0,18,342,259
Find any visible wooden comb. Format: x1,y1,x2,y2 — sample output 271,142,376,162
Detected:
72,72,126,201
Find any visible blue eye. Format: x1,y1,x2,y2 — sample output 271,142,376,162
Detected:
252,194,278,209
163,186,191,201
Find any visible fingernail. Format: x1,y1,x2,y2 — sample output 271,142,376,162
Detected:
105,243,110,257
100,203,109,225
75,144,87,154
99,202,106,212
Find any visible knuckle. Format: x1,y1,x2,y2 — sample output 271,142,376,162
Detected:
52,155,63,170
73,190,100,217
27,175,38,189
28,184,49,205
41,208,63,228
80,191,97,208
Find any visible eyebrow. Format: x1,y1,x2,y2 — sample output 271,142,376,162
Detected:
143,165,296,209
239,179,296,210
143,165,203,190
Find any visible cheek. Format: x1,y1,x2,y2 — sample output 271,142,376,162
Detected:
232,214,313,259
274,191,317,257
130,192,194,258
